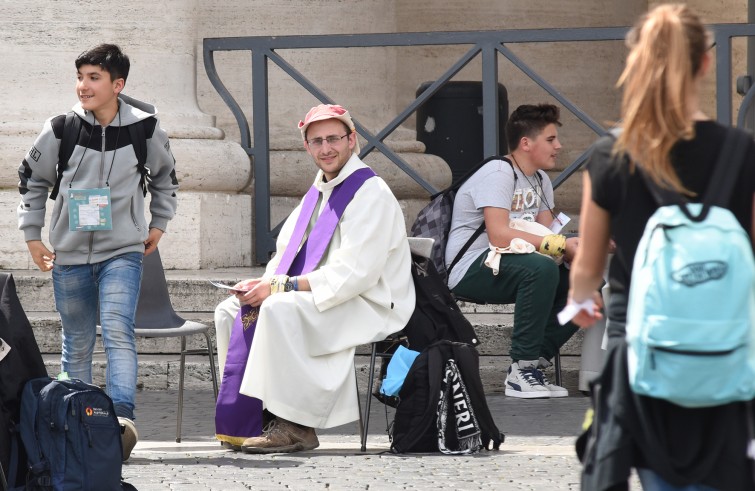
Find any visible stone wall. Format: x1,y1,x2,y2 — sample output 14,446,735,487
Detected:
0,1,750,269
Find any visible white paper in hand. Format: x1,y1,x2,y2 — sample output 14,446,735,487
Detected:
557,298,597,325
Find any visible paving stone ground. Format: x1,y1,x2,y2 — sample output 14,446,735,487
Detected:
124,390,640,490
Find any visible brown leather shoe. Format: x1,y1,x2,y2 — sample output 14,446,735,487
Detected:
240,419,319,454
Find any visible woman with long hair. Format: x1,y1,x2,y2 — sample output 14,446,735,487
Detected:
568,4,755,490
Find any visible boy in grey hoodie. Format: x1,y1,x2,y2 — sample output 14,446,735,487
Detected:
17,43,179,460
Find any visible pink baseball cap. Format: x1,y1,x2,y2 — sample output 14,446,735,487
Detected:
298,104,360,153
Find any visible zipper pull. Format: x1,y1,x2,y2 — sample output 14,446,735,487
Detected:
86,426,93,447
650,350,656,370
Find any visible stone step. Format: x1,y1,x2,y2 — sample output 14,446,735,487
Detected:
27,310,587,357
40,353,587,396
14,268,585,356
10,268,259,314
17,269,596,395
11,269,520,315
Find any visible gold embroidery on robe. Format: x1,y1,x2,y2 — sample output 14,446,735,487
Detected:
241,308,259,330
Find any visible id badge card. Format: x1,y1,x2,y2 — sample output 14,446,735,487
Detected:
68,188,113,231
549,212,571,234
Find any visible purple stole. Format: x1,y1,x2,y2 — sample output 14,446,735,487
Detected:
215,167,376,445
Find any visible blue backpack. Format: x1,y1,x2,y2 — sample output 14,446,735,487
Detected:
626,129,755,408
16,377,124,490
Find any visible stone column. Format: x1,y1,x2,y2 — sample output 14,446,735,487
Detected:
0,0,250,270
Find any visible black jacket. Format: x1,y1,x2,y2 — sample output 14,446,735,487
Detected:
579,340,755,490
0,273,47,486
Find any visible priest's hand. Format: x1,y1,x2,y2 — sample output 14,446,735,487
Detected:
236,278,271,307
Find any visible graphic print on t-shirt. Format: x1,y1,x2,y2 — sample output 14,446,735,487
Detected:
510,184,541,222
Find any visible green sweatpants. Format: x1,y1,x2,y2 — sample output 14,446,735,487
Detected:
452,251,578,362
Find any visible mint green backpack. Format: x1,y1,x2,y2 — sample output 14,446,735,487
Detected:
626,129,755,408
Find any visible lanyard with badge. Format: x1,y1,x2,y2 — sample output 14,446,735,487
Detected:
67,111,122,232
511,154,570,232
68,188,112,231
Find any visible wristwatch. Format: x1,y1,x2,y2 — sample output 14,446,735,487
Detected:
284,280,295,292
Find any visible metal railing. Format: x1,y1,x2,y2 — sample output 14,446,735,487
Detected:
204,25,755,264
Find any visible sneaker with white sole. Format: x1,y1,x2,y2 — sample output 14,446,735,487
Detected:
540,371,568,397
118,417,139,461
504,361,550,399
537,357,568,397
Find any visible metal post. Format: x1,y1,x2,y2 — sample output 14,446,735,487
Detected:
481,44,499,158
749,0,755,129
715,30,733,125
251,49,275,264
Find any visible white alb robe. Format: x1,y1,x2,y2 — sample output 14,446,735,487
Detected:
236,155,415,428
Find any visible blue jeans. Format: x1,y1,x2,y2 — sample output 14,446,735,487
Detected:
637,468,718,491
53,252,143,420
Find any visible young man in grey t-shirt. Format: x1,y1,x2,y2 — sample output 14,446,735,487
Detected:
446,104,578,398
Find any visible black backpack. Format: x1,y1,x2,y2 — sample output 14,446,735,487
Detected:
390,340,505,454
50,112,149,201
0,274,47,490
373,254,480,409
404,254,479,351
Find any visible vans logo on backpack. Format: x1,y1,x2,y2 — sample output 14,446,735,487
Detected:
671,260,726,286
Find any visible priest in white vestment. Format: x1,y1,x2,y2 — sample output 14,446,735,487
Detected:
213,104,415,453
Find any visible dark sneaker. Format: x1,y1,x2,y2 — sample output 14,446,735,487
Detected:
372,390,400,408
240,419,319,454
118,417,139,461
504,362,550,399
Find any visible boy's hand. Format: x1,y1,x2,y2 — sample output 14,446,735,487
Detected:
144,228,164,256
27,240,55,272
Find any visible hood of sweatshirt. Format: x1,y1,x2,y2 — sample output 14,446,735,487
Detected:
71,94,157,127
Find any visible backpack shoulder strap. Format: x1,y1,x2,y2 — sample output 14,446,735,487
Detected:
447,221,485,277
50,112,81,201
703,129,751,207
443,155,504,275
127,120,149,197
604,127,683,209
445,157,511,276
446,155,505,194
